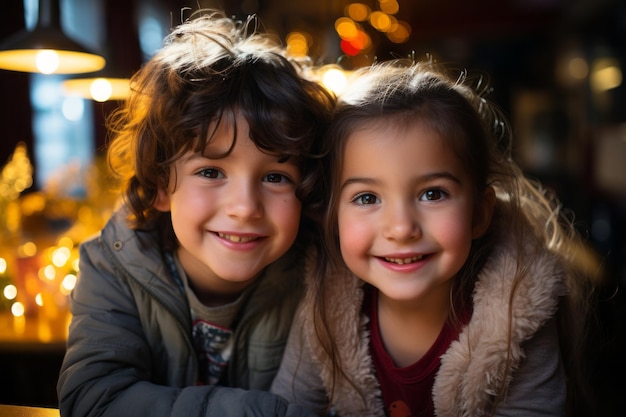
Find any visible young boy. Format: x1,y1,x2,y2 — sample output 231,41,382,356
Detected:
57,10,334,417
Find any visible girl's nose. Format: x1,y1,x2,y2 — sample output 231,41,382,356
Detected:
382,202,420,242
225,181,264,220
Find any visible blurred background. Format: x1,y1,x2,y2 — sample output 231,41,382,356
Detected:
0,0,624,414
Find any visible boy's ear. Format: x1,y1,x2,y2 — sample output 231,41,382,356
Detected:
153,184,171,212
472,186,495,239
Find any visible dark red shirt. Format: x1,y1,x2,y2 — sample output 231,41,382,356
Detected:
366,286,468,417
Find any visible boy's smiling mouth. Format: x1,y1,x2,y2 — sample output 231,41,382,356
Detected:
216,232,261,243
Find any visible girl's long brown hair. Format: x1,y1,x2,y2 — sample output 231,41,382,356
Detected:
311,59,599,414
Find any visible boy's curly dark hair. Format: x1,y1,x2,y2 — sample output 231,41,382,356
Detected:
106,10,334,244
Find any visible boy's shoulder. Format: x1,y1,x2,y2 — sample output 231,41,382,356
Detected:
79,208,176,289
81,206,163,263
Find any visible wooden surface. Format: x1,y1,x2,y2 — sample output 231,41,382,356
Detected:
0,404,60,417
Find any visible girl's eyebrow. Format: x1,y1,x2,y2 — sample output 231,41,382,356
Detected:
340,177,378,191
421,171,462,184
341,171,461,189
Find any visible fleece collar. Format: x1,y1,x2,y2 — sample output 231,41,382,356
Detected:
303,205,565,417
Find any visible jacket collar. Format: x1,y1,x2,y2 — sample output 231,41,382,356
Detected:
303,203,566,417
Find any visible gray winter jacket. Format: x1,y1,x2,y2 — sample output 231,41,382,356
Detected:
271,203,568,417
57,207,311,417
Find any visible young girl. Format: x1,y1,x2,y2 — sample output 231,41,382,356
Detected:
271,61,597,417
57,10,333,417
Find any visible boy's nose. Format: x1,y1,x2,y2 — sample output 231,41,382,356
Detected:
225,182,263,220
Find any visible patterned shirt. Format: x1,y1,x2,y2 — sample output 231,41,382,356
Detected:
167,252,253,385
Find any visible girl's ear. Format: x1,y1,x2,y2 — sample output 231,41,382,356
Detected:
472,186,495,239
153,184,171,212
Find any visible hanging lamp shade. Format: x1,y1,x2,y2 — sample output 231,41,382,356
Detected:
62,0,141,101
0,0,105,74
63,74,131,102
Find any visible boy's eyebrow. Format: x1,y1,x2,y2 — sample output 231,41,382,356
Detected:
180,150,298,166
179,152,204,164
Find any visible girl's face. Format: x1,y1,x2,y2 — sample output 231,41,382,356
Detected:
155,111,302,302
337,121,492,307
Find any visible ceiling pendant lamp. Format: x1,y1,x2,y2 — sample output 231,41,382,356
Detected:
63,75,130,102
0,0,106,74
63,0,140,102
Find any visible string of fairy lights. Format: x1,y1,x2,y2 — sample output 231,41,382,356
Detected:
0,143,114,324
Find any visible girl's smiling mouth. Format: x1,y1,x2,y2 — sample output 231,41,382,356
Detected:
381,254,426,265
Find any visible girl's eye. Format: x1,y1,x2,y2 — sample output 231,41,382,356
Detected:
353,193,379,205
420,189,445,201
198,168,223,179
264,173,291,183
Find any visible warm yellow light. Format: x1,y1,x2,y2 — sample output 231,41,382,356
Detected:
36,50,59,74
322,68,348,96
287,33,306,43
0,48,105,74
0,0,106,75
90,78,113,102
335,17,359,40
379,0,400,15
62,274,77,293
18,241,38,257
20,192,45,216
52,247,71,267
11,301,25,317
41,265,57,281
63,77,131,101
569,57,589,80
286,32,309,57
35,293,44,307
351,30,371,50
0,257,6,274
370,11,392,32
58,236,74,249
386,21,411,43
3,284,17,300
346,3,371,21
591,58,622,92
381,15,398,33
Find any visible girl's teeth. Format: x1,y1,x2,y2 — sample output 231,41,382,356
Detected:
384,255,423,264
218,233,257,243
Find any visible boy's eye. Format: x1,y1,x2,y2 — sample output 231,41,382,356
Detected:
264,173,291,183
198,168,223,179
353,193,379,205
420,189,444,201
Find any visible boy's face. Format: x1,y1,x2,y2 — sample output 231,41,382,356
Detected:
155,111,302,304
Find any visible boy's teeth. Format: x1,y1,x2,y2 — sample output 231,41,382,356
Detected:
218,233,257,243
384,255,423,264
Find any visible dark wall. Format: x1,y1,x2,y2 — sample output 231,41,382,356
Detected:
0,1,34,171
